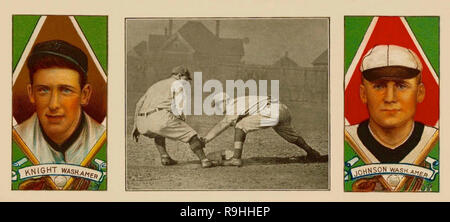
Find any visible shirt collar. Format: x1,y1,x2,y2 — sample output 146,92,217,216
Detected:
39,112,85,154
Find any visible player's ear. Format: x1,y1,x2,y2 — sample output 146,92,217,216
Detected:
80,83,92,106
360,83,367,104
417,82,425,103
27,84,35,104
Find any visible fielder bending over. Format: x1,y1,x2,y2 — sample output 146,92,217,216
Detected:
202,93,321,167
132,65,214,168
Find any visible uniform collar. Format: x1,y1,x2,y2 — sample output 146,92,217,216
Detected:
40,112,85,154
357,119,424,163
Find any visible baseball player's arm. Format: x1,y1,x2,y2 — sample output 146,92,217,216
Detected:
132,94,146,141
171,81,186,120
134,94,146,119
203,115,237,143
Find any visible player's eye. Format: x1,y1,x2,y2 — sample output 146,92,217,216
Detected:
372,83,386,89
36,87,50,94
396,82,409,90
60,87,74,94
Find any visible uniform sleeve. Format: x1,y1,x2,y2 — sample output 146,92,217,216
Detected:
134,94,147,126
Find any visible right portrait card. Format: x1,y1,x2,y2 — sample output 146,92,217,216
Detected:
344,16,439,192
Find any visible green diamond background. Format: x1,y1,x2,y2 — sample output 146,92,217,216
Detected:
344,16,439,192
12,15,108,190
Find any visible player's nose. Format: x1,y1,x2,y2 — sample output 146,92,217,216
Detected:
384,82,397,103
48,89,61,111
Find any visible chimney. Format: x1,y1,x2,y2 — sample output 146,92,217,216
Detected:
168,20,173,36
215,20,220,38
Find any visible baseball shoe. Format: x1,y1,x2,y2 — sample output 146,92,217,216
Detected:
161,156,178,166
222,158,243,167
201,159,214,168
305,150,321,162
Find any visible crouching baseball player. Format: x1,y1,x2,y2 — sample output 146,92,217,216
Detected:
132,65,214,168
202,93,321,167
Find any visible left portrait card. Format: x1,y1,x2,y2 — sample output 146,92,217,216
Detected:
11,15,108,190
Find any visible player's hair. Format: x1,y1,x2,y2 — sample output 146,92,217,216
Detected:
27,54,87,88
416,73,423,84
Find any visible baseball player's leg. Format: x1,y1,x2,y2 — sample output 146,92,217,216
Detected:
136,112,164,139
134,114,177,166
223,114,274,167
222,117,262,167
273,105,321,161
273,125,320,161
147,111,214,168
164,115,214,168
233,128,246,159
222,128,245,167
154,136,178,166
188,135,214,168
235,114,273,133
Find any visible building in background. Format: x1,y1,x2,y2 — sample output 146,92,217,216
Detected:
127,20,328,112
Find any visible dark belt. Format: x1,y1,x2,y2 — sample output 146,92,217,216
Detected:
138,108,164,117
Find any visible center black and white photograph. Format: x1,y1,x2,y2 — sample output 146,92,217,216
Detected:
125,18,329,190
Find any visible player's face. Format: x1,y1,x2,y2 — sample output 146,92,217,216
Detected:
360,76,424,129
27,67,91,143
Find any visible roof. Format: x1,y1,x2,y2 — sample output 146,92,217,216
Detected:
177,21,217,54
177,21,244,56
312,49,328,66
218,38,245,56
147,34,168,51
134,21,245,57
273,55,299,67
133,40,147,56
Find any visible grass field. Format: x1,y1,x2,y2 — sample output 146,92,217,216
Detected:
126,101,329,190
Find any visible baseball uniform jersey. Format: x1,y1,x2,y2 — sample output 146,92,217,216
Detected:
345,120,438,191
14,111,105,189
134,76,197,143
221,96,301,143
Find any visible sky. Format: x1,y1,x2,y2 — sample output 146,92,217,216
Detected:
126,18,328,67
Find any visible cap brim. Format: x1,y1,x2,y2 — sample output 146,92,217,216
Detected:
362,66,420,81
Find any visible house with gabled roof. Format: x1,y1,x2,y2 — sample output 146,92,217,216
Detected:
312,49,328,67
141,20,245,70
273,52,299,68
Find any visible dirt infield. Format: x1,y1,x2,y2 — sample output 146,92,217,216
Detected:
126,101,328,190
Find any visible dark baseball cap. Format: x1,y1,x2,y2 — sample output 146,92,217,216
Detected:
27,40,88,76
171,65,192,80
